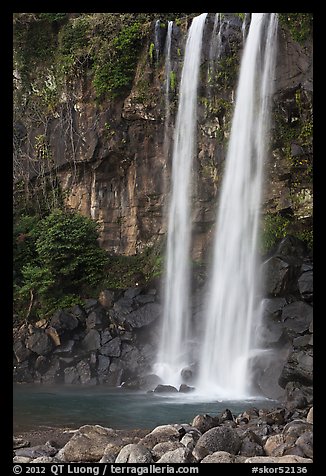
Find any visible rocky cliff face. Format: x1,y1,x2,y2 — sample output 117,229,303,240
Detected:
13,13,313,258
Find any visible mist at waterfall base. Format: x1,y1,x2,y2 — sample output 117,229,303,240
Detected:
13,384,277,432
155,13,279,399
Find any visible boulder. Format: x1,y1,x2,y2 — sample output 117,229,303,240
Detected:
298,271,313,301
154,384,178,393
201,451,237,463
13,456,32,463
282,420,313,445
264,434,284,456
13,340,32,362
53,339,75,354
26,330,53,355
179,384,195,393
14,442,58,459
86,309,108,330
13,437,30,449
262,256,299,296
281,301,313,335
124,287,142,299
49,310,79,334
104,337,121,357
193,426,242,460
115,444,153,463
156,447,194,463
279,349,313,387
57,425,119,462
295,431,313,459
82,329,101,351
191,414,218,434
239,430,264,456
124,303,161,329
152,441,184,460
140,425,180,450
113,298,135,315
122,373,162,391
135,294,155,305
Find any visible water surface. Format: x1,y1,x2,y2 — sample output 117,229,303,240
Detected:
13,384,278,432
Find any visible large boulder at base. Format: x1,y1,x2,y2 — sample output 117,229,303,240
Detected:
82,329,101,351
139,425,180,450
13,340,32,362
86,308,108,330
264,434,284,456
57,425,119,462
282,420,313,445
154,384,178,393
262,256,300,296
100,435,135,463
191,414,219,434
193,426,242,460
298,270,313,301
115,444,153,463
152,441,184,460
295,431,313,459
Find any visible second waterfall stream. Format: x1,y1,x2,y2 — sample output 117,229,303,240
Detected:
197,13,278,397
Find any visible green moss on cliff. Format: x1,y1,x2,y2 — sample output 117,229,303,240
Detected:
279,13,313,44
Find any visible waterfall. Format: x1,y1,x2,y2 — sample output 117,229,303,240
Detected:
197,13,278,398
163,21,173,158
154,13,208,387
154,20,161,61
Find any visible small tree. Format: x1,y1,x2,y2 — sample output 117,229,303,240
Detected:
17,209,108,317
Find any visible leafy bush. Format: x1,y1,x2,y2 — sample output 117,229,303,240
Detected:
279,13,313,44
15,209,108,318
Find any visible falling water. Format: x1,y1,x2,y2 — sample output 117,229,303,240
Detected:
154,20,161,61
154,13,208,387
163,21,173,158
197,13,278,397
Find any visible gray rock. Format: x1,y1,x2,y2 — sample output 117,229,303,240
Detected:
154,384,178,393
82,329,101,351
13,340,32,362
101,329,112,345
279,349,313,387
262,256,299,296
124,287,142,299
86,309,108,330
13,437,30,449
295,431,313,458
179,384,195,393
264,434,284,456
64,366,80,384
115,443,153,463
31,456,56,463
57,425,118,462
105,337,121,357
15,442,58,459
124,302,161,328
26,330,53,355
13,456,32,463
293,334,312,348
122,373,162,391
193,426,242,460
98,355,110,374
70,305,86,321
298,271,313,301
140,425,180,450
113,298,135,315
152,441,184,460
41,358,61,384
77,360,93,385
53,340,75,354
262,298,287,317
135,294,155,304
83,299,99,313
100,435,134,463
201,451,237,463
281,301,313,335
191,414,218,434
180,433,197,451
105,361,123,386
156,447,194,463
282,420,313,445
49,310,79,334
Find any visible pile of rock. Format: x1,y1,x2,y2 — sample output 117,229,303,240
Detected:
13,286,162,387
13,405,313,464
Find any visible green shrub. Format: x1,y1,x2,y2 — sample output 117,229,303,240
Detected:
260,213,290,254
15,209,108,318
279,13,313,44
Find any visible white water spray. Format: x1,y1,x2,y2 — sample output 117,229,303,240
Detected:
154,13,208,387
197,13,278,398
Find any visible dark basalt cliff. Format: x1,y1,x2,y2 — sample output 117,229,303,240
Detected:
13,13,312,257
